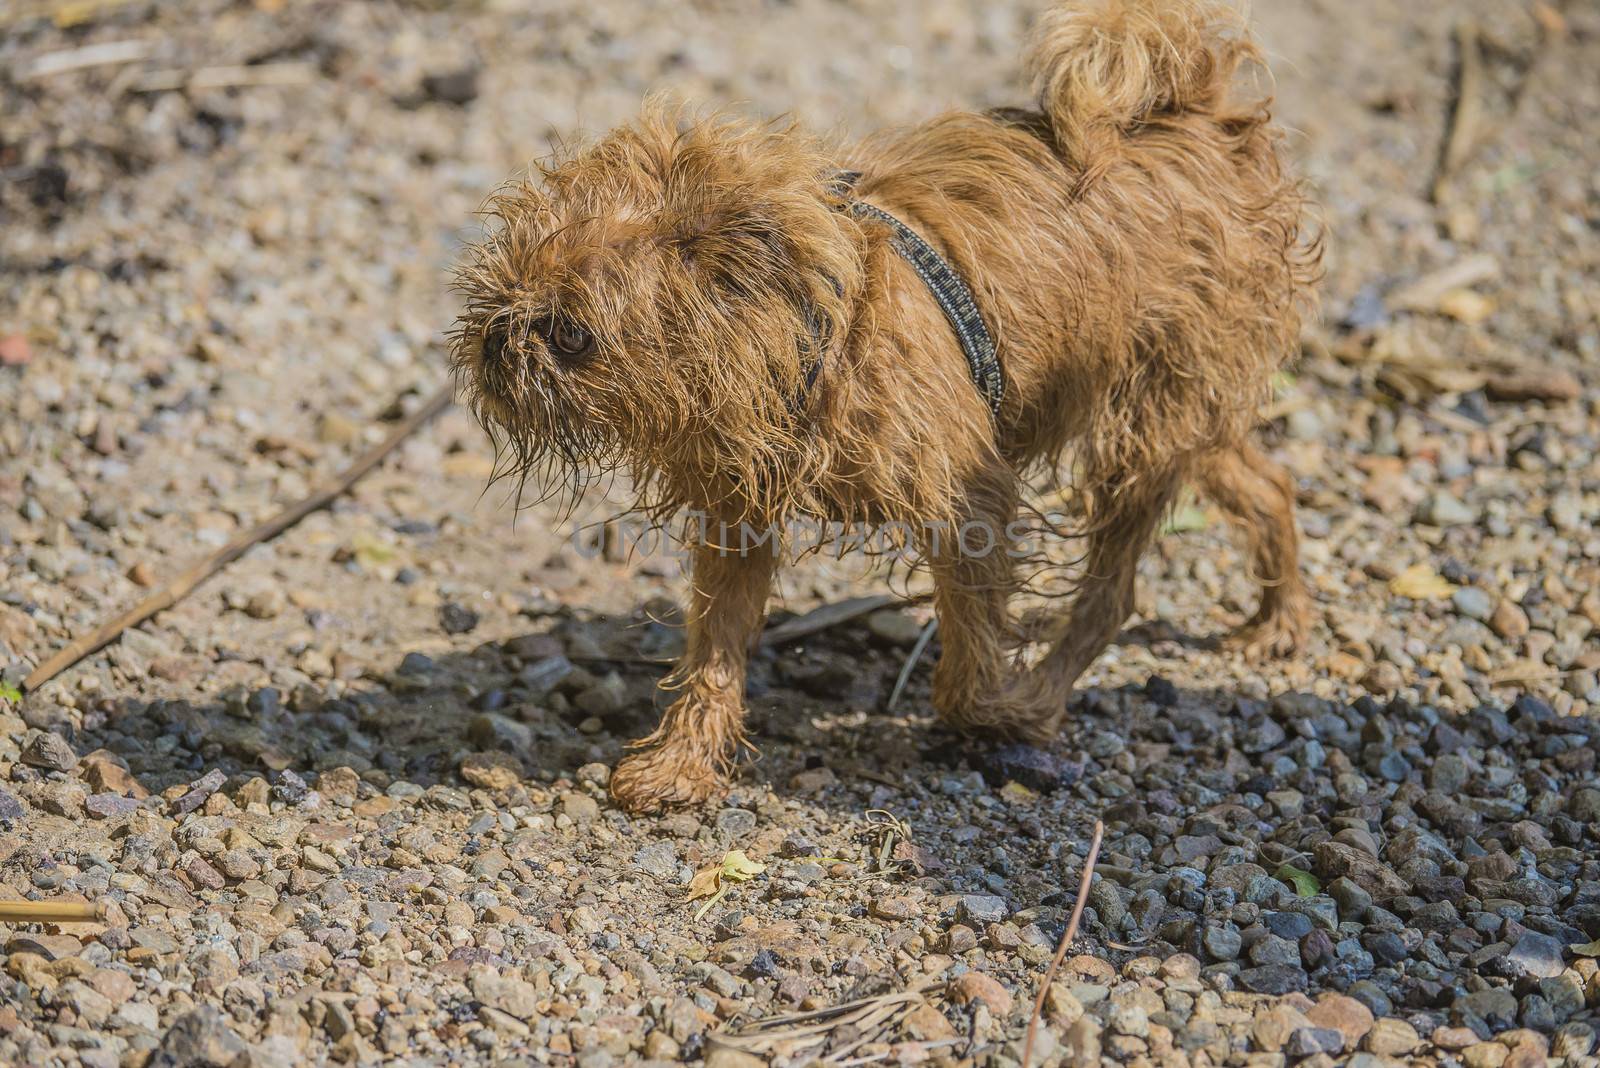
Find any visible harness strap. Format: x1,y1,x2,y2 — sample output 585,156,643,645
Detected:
814,171,1004,420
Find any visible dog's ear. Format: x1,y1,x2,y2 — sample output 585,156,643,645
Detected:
673,199,798,304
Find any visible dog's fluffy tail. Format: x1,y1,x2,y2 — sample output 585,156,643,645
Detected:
1024,0,1262,177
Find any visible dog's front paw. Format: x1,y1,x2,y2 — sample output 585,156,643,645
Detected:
609,739,729,814
933,672,1066,744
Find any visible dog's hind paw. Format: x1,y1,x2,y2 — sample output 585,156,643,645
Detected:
1229,608,1308,659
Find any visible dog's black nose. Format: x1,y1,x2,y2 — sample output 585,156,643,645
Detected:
481,326,509,366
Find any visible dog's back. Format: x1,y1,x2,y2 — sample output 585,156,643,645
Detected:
847,0,1320,483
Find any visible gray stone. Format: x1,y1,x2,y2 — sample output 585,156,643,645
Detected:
147,1006,247,1068
471,971,540,1020
633,841,679,881
21,729,77,771
85,792,141,819
1328,877,1372,920
1238,963,1307,995
865,609,926,646
1418,492,1475,527
1286,1026,1345,1057
1089,879,1126,930
170,769,227,814
1455,988,1518,1029
1451,586,1494,621
714,807,757,839
468,712,533,753
1502,929,1566,980
1249,934,1302,967
1202,924,1242,961
561,792,601,825
957,894,1009,925
1553,1022,1596,1059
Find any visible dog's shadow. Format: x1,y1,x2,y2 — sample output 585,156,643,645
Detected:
26,600,918,805
37,597,1237,821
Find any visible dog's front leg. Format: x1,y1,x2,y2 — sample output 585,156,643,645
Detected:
925,462,1057,737
610,536,779,813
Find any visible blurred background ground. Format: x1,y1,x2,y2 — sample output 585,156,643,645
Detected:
1,1,1598,1066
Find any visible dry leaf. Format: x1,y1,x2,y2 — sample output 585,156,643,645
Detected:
686,866,723,903
1000,781,1039,805
687,850,767,919
1438,288,1494,325
1163,502,1209,534
720,850,766,881
348,534,396,567
1390,563,1455,600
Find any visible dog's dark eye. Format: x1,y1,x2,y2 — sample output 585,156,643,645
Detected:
546,319,593,360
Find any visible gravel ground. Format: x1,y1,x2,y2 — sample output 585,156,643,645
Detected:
2,1,1599,1066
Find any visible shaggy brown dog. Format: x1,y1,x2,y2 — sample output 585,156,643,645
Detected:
450,0,1320,813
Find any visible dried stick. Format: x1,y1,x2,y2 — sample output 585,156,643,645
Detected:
760,594,896,647
1022,819,1104,1068
23,385,454,693
1432,19,1484,204
0,900,104,923
18,39,149,81
133,62,317,94
886,619,938,711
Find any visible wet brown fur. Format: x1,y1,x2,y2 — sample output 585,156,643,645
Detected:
449,0,1321,812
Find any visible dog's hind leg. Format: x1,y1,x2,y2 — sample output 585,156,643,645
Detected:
1195,440,1310,656
610,537,779,813
1026,463,1186,725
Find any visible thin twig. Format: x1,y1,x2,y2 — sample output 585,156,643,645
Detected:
132,61,316,93
886,619,937,711
1488,665,1592,686
1432,19,1485,204
23,385,454,693
18,39,149,81
1022,819,1104,1068
713,979,945,1061
0,900,104,924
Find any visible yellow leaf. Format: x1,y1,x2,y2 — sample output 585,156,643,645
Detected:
1389,563,1454,600
1438,288,1494,325
1162,503,1209,534
720,850,766,882
685,850,767,919
348,533,396,569
1000,781,1038,805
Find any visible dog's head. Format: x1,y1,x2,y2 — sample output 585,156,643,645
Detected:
449,105,861,515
